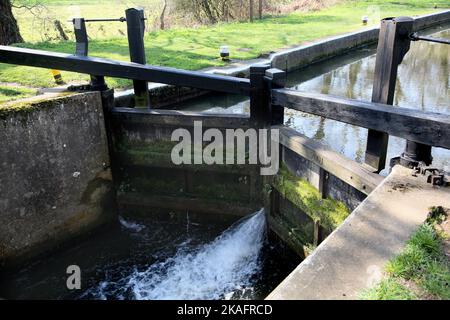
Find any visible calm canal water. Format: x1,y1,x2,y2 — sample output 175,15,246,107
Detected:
180,25,450,175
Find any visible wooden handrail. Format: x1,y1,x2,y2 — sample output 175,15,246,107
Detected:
0,45,251,95
272,89,450,150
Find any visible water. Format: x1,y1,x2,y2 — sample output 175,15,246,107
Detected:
179,25,450,175
1,210,299,300
83,210,266,300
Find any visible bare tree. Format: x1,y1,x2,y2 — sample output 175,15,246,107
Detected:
258,0,263,19
0,0,23,45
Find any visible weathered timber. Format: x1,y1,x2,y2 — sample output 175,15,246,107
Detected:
117,192,255,217
126,8,150,108
115,157,260,174
250,64,271,127
0,46,251,95
272,89,450,150
265,68,286,125
111,108,251,128
273,125,384,195
364,17,414,172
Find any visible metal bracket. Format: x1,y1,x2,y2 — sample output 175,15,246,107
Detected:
412,164,449,187
409,32,450,45
391,157,449,187
67,81,108,92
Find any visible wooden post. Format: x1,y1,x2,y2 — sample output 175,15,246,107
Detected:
126,8,150,108
313,221,324,246
249,64,271,127
73,18,107,91
265,68,286,125
364,17,413,173
318,168,328,199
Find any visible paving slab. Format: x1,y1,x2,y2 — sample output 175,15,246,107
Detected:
267,165,450,300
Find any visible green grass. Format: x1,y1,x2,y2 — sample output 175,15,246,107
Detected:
1,0,448,100
361,278,418,300
0,86,36,103
361,222,450,300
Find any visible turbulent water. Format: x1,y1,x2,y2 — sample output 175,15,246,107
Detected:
82,210,267,300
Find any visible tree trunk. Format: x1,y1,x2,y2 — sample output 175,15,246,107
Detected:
249,0,254,22
160,0,167,30
54,20,69,41
0,0,24,45
258,0,263,19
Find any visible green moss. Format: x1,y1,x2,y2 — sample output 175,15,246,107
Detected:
117,140,255,202
268,214,315,258
0,93,74,121
272,165,349,230
117,139,254,173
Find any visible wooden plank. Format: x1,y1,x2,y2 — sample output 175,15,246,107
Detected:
111,108,251,128
274,125,384,195
117,192,256,217
0,45,251,95
272,89,450,150
365,17,414,172
114,155,260,174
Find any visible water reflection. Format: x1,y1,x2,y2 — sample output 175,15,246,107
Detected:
289,27,450,174
182,25,450,174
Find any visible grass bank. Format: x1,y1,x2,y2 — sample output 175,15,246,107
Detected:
361,208,450,300
1,0,449,102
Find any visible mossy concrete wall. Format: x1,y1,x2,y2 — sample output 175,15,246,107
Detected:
267,144,369,257
0,92,116,268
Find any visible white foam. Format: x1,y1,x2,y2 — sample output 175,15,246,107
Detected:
119,216,145,232
123,209,266,300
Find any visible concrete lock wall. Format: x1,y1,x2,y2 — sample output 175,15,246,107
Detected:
0,92,117,268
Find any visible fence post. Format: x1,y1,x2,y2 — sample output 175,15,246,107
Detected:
125,8,150,108
73,18,107,91
249,64,271,127
364,16,413,173
264,68,286,125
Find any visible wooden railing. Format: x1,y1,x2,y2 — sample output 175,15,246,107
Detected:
271,89,450,150
0,15,448,182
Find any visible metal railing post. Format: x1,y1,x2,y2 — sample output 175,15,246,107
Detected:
125,7,150,108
